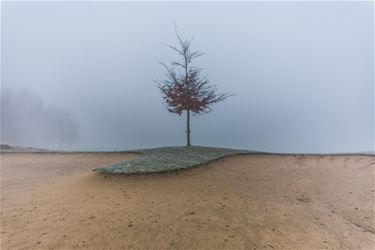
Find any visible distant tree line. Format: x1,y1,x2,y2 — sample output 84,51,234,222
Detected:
1,87,79,149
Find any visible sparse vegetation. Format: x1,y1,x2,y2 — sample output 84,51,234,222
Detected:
96,146,250,174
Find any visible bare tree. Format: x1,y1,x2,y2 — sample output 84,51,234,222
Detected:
156,29,232,146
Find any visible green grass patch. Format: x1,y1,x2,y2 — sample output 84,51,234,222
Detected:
96,146,251,174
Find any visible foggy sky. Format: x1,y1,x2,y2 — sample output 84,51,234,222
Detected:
1,1,374,153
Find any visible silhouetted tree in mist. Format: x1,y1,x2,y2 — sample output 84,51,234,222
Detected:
0,87,79,149
156,29,231,146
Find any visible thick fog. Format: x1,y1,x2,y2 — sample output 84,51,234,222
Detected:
1,1,374,153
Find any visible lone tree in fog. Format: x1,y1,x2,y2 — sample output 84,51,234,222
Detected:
156,29,231,146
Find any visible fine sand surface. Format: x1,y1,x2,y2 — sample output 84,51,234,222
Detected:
1,153,374,249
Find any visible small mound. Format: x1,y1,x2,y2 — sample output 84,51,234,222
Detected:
96,146,251,174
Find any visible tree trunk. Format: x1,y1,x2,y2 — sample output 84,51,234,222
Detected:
186,109,191,146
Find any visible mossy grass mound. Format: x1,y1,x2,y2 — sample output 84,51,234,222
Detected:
96,146,251,174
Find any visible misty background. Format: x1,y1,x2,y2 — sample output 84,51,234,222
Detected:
1,1,374,153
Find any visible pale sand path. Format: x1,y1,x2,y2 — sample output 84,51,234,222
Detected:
1,153,374,249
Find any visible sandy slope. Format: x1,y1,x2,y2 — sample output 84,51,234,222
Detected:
1,153,374,249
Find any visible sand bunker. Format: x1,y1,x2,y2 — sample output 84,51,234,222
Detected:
1,152,374,249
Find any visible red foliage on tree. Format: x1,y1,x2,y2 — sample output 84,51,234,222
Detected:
156,29,232,146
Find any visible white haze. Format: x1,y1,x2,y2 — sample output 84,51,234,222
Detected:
1,1,374,153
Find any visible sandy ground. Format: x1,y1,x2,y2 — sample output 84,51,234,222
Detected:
1,153,374,249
